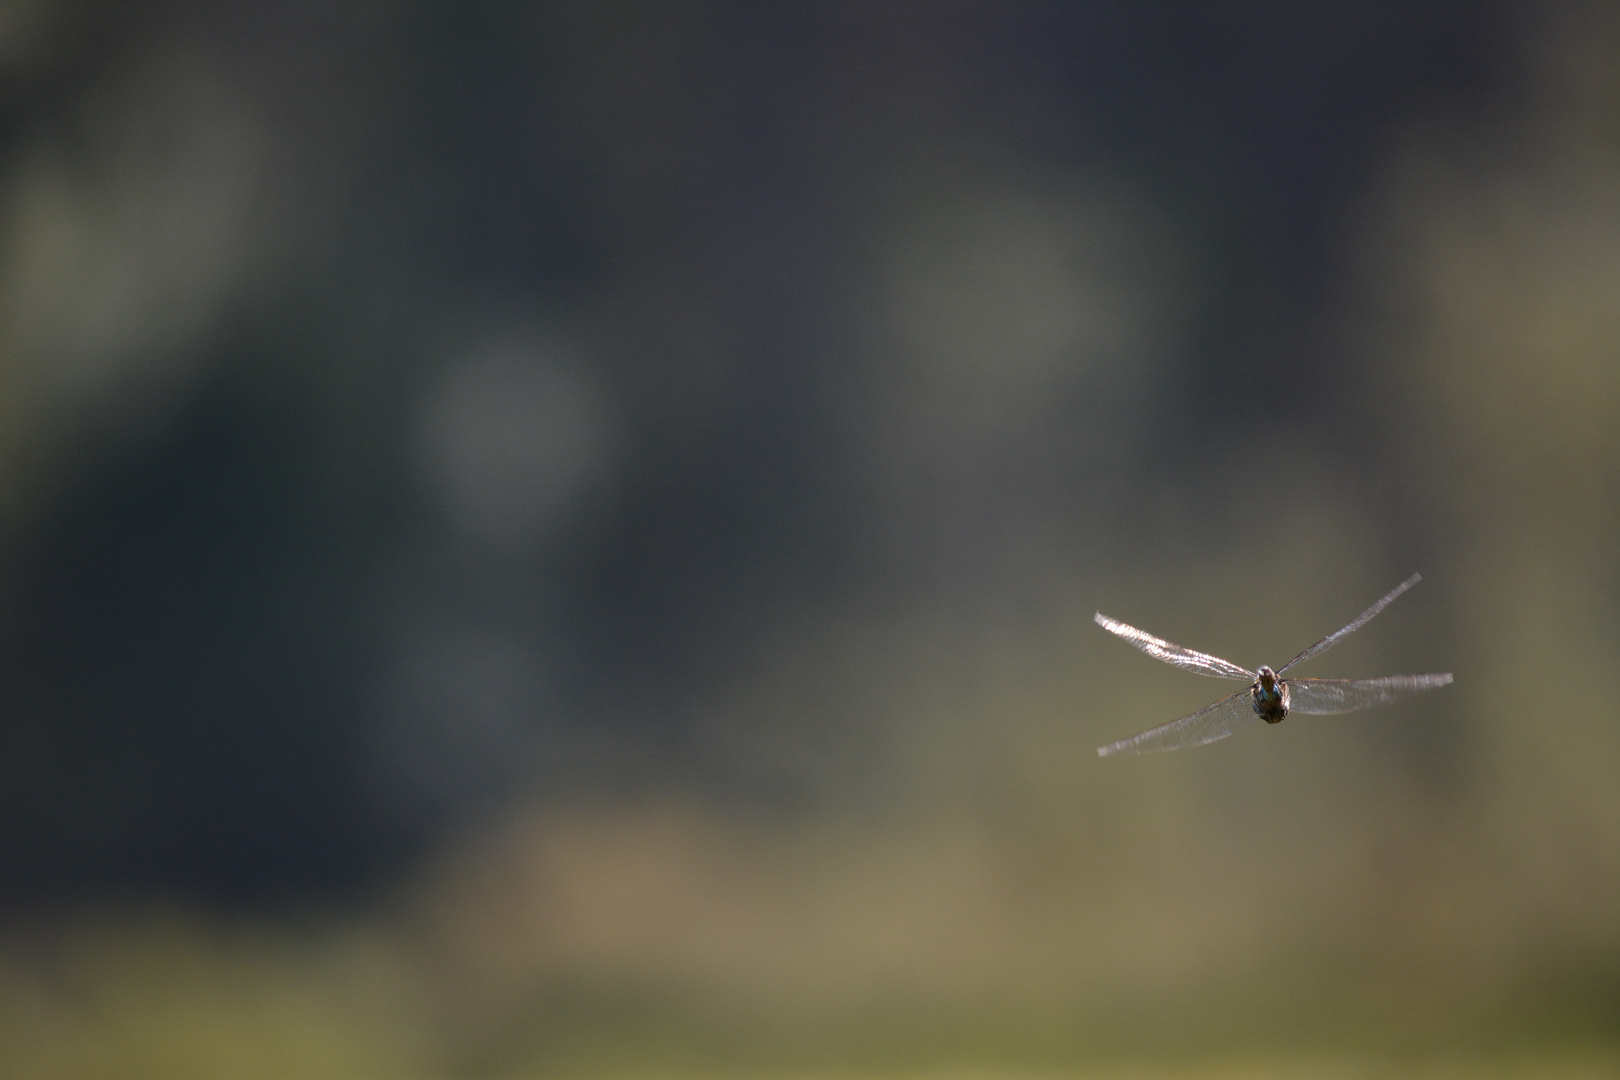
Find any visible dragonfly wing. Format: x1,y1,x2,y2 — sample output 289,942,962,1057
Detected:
1285,674,1453,715
1094,613,1256,681
1097,687,1261,757
1278,573,1423,674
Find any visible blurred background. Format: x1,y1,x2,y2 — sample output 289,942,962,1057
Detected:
0,2,1617,1077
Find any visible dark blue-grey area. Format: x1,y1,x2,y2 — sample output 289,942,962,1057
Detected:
0,1,1509,908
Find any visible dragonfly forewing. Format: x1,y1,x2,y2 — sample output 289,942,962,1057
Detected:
1096,687,1260,757
1278,573,1422,674
1093,613,1256,681
1284,674,1453,715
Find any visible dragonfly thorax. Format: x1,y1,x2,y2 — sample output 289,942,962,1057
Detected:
1251,665,1289,724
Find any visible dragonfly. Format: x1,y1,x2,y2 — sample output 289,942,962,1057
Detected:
1095,573,1452,757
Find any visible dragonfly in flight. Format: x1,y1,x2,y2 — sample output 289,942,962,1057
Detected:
1095,573,1452,757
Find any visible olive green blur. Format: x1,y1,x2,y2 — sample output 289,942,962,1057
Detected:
0,3,1616,1078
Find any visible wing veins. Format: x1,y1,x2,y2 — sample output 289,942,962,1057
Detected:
1278,573,1423,674
1097,687,1259,757
1093,613,1255,681
1284,674,1454,714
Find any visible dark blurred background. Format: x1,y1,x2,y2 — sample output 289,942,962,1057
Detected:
0,2,1617,1077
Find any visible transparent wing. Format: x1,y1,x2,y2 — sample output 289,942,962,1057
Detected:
1285,674,1453,715
1097,687,1260,757
1278,573,1423,675
1093,613,1256,681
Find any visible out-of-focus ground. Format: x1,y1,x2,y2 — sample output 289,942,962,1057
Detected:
0,3,1618,1077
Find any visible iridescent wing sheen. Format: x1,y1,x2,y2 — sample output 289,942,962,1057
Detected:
1277,573,1422,675
1284,674,1454,715
1096,687,1261,757
1092,613,1256,681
